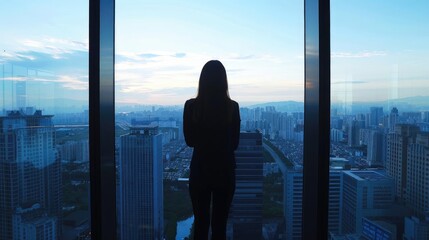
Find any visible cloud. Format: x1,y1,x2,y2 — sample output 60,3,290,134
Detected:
139,53,162,58
2,37,299,105
228,54,255,60
20,38,88,59
331,51,387,58
332,80,367,84
1,38,89,92
174,53,186,58
116,51,189,62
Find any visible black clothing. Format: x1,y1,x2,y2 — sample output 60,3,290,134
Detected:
183,98,240,240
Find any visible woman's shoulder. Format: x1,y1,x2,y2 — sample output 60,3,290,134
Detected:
229,99,239,109
185,98,196,107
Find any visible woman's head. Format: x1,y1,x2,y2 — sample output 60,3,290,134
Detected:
197,60,229,100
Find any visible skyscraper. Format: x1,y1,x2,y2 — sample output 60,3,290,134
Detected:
284,168,303,240
230,131,263,240
404,216,429,240
119,126,163,240
389,107,399,132
0,110,61,240
367,129,384,166
386,124,419,200
284,168,343,239
369,107,383,127
348,119,364,147
406,132,429,217
341,171,394,235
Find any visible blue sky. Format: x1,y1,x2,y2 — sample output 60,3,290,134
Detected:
1,0,429,110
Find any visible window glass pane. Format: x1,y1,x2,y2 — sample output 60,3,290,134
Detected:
116,1,303,239
0,1,90,239
330,1,429,238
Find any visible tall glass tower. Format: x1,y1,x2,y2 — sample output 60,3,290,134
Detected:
230,131,263,240
119,125,163,240
0,110,61,240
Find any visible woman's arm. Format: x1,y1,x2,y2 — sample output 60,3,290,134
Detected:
232,101,241,151
183,99,196,147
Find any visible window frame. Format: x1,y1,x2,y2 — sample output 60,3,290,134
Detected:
88,0,331,239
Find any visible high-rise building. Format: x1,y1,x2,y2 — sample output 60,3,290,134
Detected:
367,129,385,166
284,168,303,240
0,110,61,240
404,216,429,240
422,111,429,123
330,128,344,142
389,107,399,132
406,132,429,217
230,131,263,240
341,171,394,235
328,171,343,234
348,119,364,147
284,168,343,239
386,124,419,200
58,140,89,163
369,107,383,127
119,126,163,240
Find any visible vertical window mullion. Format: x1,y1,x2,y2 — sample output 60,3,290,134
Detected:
89,0,116,239
302,0,330,239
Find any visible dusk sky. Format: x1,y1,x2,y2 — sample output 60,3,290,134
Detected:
1,0,429,110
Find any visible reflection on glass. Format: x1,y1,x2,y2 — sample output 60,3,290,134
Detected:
330,0,429,239
116,1,303,239
0,1,89,239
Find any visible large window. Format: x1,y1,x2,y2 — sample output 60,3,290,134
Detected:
8,1,427,239
0,1,90,239
115,1,303,239
329,0,429,238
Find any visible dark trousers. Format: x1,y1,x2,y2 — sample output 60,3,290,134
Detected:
189,166,235,240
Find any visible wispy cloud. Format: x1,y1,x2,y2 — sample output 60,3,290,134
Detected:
331,50,387,58
2,37,88,63
332,80,367,84
2,37,299,104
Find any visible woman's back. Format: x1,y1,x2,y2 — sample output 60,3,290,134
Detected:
183,98,240,163
184,60,240,240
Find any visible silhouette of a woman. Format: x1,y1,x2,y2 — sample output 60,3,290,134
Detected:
183,60,240,240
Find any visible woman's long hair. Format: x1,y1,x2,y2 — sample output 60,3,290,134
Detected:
194,60,233,125
197,60,230,100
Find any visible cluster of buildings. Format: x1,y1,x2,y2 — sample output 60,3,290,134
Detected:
2,104,429,240
240,106,304,142
283,106,429,240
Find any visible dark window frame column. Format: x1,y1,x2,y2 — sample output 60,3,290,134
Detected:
87,0,330,238
89,0,116,239
302,0,330,239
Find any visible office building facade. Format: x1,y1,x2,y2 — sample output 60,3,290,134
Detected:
230,131,263,240
341,171,394,235
119,126,163,240
406,133,429,217
0,110,61,240
386,124,419,200
284,169,343,239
